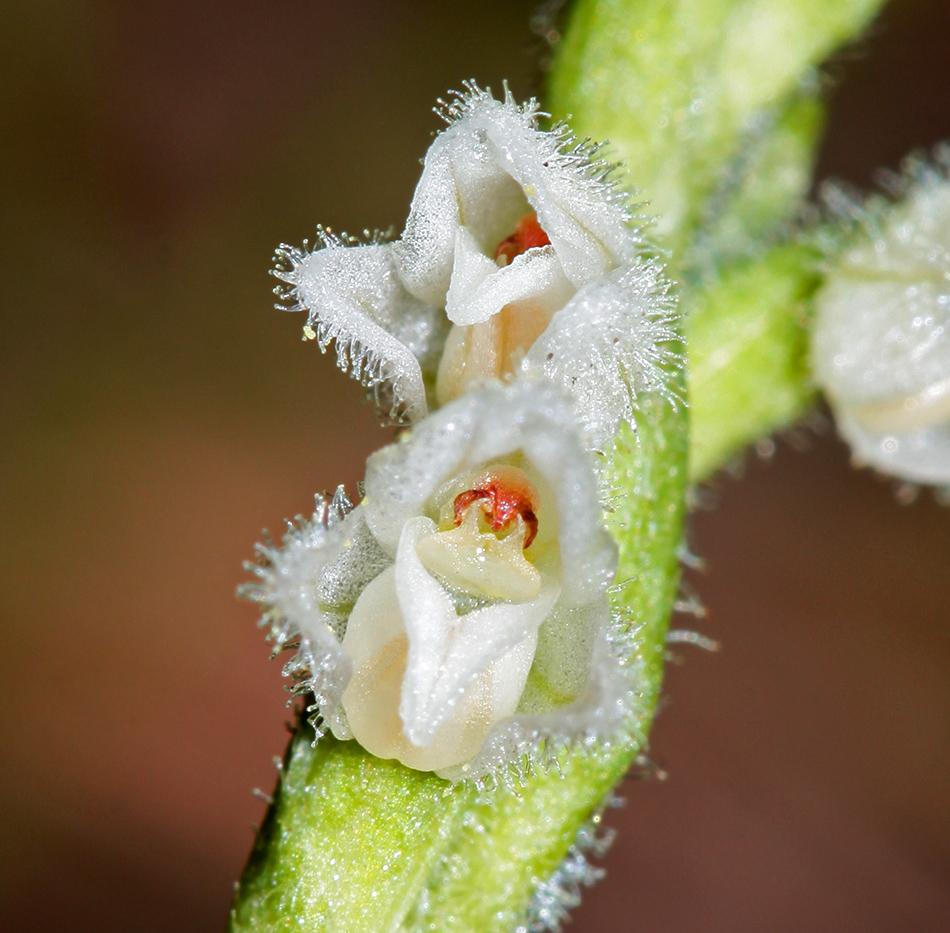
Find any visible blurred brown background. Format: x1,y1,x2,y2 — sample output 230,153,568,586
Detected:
1,1,948,930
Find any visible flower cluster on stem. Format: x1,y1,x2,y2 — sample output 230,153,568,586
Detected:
245,83,682,779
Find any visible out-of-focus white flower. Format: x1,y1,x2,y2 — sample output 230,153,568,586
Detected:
241,381,635,780
272,84,678,440
813,151,950,484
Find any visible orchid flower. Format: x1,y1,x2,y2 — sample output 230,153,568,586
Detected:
813,150,950,485
241,380,637,780
272,84,678,443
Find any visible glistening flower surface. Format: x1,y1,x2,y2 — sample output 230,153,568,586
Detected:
272,84,677,440
813,149,950,484
242,381,641,780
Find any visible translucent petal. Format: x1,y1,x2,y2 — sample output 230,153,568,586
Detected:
238,493,373,724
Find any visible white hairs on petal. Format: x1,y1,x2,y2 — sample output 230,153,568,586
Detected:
239,487,390,734
394,81,639,311
272,234,445,423
523,260,682,451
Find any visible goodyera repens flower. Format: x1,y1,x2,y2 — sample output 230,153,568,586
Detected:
272,83,677,450
244,84,683,778
242,381,635,780
813,150,950,485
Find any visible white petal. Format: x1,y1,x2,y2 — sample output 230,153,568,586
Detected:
837,413,950,485
337,566,482,768
813,277,950,410
362,380,617,606
395,516,559,746
393,85,638,309
339,551,555,772
393,124,526,307
441,597,634,782
523,262,681,450
444,226,500,324
446,242,575,327
276,240,443,423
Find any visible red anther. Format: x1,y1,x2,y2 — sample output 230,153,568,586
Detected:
452,489,491,525
453,481,539,549
452,481,538,548
493,212,551,265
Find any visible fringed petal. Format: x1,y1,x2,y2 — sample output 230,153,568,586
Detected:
238,488,391,734
393,82,639,310
273,236,445,423
523,261,682,451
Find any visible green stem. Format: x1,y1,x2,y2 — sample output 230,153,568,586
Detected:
230,734,471,933
685,243,822,482
548,0,885,254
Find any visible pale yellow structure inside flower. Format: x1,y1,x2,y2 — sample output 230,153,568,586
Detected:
848,375,950,433
415,508,541,600
435,301,550,406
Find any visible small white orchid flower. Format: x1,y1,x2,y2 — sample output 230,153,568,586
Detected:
242,381,635,779
393,83,638,407
813,151,950,484
272,84,676,435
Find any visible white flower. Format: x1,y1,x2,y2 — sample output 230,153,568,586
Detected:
272,84,678,443
813,151,950,484
241,381,635,780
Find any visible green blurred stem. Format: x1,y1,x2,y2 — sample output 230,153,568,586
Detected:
549,0,885,253
548,0,869,483
230,381,688,933
685,243,822,483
